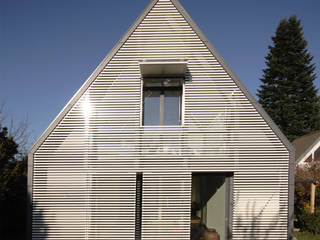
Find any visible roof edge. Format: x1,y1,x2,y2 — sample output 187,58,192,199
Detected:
171,0,294,153
296,136,320,164
28,0,159,155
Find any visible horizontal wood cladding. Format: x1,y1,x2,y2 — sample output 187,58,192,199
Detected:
32,0,290,239
142,173,191,240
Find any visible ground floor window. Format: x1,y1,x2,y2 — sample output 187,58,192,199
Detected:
191,173,232,240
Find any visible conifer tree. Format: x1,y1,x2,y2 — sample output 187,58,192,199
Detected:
258,15,320,141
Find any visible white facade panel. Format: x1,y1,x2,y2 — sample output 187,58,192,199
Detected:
30,0,292,239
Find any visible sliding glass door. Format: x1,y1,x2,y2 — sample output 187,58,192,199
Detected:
191,173,232,240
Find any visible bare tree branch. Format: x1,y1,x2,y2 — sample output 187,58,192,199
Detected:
0,101,30,156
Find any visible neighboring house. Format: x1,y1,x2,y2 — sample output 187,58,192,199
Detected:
292,131,320,165
28,0,294,239
293,131,320,214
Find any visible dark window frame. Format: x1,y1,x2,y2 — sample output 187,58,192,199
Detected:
142,85,182,126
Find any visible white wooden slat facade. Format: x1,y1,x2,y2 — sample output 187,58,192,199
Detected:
29,0,293,239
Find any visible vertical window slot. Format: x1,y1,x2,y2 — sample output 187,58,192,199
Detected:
135,173,143,240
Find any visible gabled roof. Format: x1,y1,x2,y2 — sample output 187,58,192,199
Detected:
29,0,294,155
292,131,320,164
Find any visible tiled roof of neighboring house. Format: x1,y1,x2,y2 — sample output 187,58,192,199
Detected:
292,130,320,164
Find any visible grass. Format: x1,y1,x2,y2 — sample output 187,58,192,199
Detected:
294,232,320,240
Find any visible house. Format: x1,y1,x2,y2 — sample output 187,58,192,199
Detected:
293,131,320,214
28,0,294,239
292,130,320,165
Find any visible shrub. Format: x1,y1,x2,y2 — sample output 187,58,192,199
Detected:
297,212,320,234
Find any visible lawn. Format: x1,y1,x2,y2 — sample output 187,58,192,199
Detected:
294,232,320,240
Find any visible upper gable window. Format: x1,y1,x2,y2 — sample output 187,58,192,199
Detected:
143,79,182,125
140,61,187,126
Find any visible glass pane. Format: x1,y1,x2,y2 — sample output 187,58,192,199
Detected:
191,174,227,240
164,90,181,125
144,90,160,125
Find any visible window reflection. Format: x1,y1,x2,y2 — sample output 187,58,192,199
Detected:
143,90,161,125
164,90,181,125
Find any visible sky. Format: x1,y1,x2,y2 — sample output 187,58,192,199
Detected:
1,0,320,148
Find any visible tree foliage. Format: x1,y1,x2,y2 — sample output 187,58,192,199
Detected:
0,126,27,239
295,155,320,237
295,156,320,215
258,15,320,141
0,127,18,170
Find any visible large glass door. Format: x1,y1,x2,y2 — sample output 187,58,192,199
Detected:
191,173,232,240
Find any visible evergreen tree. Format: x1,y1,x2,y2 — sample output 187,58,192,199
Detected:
258,15,320,141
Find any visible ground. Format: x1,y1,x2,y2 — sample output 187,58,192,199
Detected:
294,232,320,240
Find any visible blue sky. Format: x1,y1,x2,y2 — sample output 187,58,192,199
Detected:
1,0,320,147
